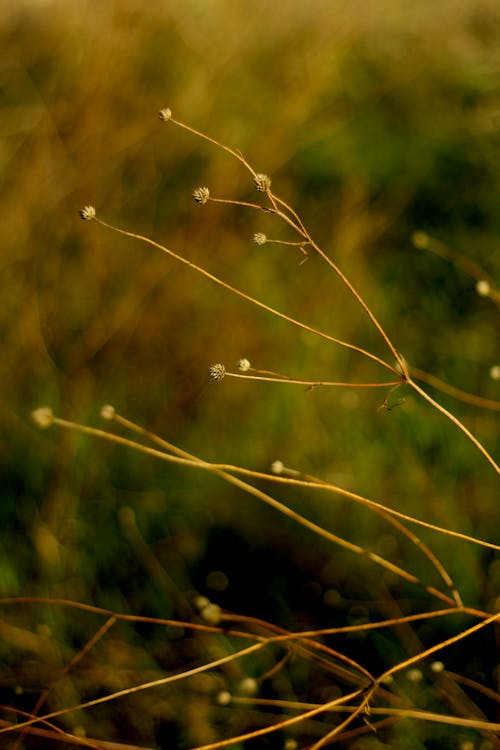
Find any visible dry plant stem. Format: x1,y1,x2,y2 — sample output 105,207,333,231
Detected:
295,468,462,607
223,370,401,388
411,366,500,411
107,414,460,606
0,642,267,737
229,698,500,735
408,377,499,474
12,615,117,750
167,117,497,468
1,597,483,641
414,233,498,290
94,217,396,374
311,610,500,748
170,117,403,368
46,414,500,552
92,213,496,470
0,715,109,750
111,411,500,556
188,689,367,750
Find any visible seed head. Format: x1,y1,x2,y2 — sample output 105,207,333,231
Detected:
407,668,423,683
158,108,172,122
489,365,500,381
217,691,231,706
237,358,251,372
476,279,491,297
253,233,267,245
431,661,444,673
253,173,271,192
79,205,96,221
31,407,54,429
270,460,284,475
200,602,222,625
209,363,226,381
193,186,210,205
100,404,116,420
239,677,258,696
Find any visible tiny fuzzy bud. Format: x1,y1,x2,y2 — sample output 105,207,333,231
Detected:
237,358,251,372
200,602,222,625
284,741,298,750
194,595,210,611
431,661,444,673
253,173,271,192
239,677,258,696
411,231,429,249
193,186,210,205
407,668,423,683
209,363,226,381
217,690,231,706
253,233,267,245
100,404,115,420
490,365,500,381
476,279,491,297
158,108,172,122
31,407,54,429
271,460,284,475
79,205,96,221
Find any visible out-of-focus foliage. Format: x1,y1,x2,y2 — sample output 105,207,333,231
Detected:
0,1,498,747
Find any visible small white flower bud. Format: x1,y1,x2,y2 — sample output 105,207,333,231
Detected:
489,365,500,381
270,460,284,475
200,602,222,625
31,407,54,429
193,186,210,205
237,358,251,372
476,279,491,297
254,173,271,191
79,206,96,221
194,595,210,611
431,661,444,673
253,233,267,245
407,668,423,683
217,690,231,706
100,404,115,420
158,108,172,122
239,677,258,696
209,363,226,381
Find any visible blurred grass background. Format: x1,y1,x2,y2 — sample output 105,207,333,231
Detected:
1,0,499,747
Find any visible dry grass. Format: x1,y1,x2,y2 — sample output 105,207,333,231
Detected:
1,2,499,748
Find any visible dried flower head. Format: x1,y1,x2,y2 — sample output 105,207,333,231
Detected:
239,677,258,696
31,407,54,429
209,363,226,381
79,205,96,221
253,232,267,245
253,173,271,192
200,602,222,625
237,358,251,372
217,691,231,706
270,460,284,475
431,661,445,673
193,186,210,205
100,404,116,421
476,279,491,297
489,365,500,381
158,108,172,122
407,668,423,683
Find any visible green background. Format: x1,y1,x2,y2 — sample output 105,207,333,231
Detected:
0,1,498,747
